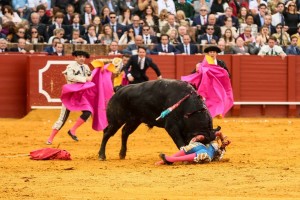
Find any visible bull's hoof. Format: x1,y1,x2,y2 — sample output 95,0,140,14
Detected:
119,154,126,159
98,155,106,161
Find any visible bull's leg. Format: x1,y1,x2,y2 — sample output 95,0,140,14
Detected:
165,121,186,149
119,121,140,159
98,123,123,161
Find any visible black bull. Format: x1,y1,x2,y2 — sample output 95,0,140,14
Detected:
99,79,218,160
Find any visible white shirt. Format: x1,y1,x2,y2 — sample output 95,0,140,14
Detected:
138,57,145,70
157,0,176,15
258,45,286,56
84,13,92,25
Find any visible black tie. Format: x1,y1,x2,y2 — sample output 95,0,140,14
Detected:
164,45,167,52
112,25,115,32
145,36,148,44
81,66,85,76
271,49,274,55
185,45,188,54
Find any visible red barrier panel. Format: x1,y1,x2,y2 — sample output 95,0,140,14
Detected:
0,54,27,118
0,54,299,118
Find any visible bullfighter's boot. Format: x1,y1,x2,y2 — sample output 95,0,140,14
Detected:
67,117,85,141
46,129,59,145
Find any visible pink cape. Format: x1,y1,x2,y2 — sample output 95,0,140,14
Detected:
61,66,114,131
181,58,234,118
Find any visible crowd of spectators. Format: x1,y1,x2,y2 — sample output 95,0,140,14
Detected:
0,0,299,55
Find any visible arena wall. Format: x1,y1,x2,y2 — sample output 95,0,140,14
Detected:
0,53,299,118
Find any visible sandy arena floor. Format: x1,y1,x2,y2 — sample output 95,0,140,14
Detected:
0,110,299,200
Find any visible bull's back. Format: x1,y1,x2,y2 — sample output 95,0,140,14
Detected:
106,80,195,123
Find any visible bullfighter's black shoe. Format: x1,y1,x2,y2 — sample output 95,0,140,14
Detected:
68,130,79,141
159,153,173,165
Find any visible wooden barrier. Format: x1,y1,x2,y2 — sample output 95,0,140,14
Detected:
0,54,299,118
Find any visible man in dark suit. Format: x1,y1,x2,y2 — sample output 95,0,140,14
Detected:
124,46,162,84
48,12,68,38
43,37,61,55
216,7,239,30
80,0,102,16
176,34,199,55
151,34,180,55
109,12,126,40
29,12,49,42
107,41,124,55
286,36,300,55
36,4,50,25
83,25,100,44
192,5,209,27
80,2,95,28
51,42,65,56
142,25,158,44
253,4,267,29
122,35,151,55
258,14,276,35
63,4,75,25
195,14,221,39
127,15,143,36
0,38,9,52
9,38,30,53
197,25,219,45
65,13,86,39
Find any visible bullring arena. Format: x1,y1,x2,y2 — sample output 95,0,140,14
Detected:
1,111,300,199
0,54,300,199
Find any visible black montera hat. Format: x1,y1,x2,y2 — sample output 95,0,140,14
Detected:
72,50,90,58
204,46,221,53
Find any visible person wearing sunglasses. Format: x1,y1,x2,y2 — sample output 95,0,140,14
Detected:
142,25,158,44
10,27,28,43
197,24,219,45
109,12,126,40
29,26,45,44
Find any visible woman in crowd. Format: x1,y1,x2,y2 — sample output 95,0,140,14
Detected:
272,23,290,46
92,16,103,35
258,25,270,44
98,24,119,45
167,28,179,45
158,9,169,32
176,10,190,27
220,16,239,38
283,1,300,36
118,27,136,45
10,26,28,43
48,28,66,44
1,5,22,24
142,5,160,36
237,6,249,24
28,26,45,44
119,8,132,26
99,6,110,25
221,28,236,45
239,14,258,37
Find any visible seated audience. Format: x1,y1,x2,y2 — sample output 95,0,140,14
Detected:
258,36,286,59
285,36,300,55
